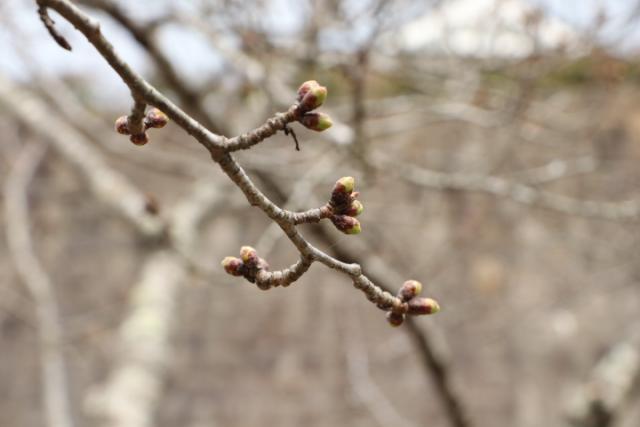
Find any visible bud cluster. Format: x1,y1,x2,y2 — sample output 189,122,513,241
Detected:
328,176,363,235
295,80,333,132
386,280,441,327
221,246,270,283
114,108,169,146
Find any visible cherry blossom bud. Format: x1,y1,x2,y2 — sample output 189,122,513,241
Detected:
239,246,259,267
386,311,405,327
344,200,364,217
115,116,130,135
298,84,327,111
407,297,440,315
331,215,361,235
399,280,423,301
299,112,332,132
297,80,320,101
333,176,355,195
221,257,244,276
129,132,149,146
144,108,169,129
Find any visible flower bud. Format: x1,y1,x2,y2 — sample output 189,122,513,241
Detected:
297,80,320,101
299,112,332,132
239,246,259,266
333,176,355,195
115,116,130,135
407,297,440,315
331,215,361,235
129,132,149,146
298,84,327,111
399,280,422,301
386,311,405,327
343,200,364,217
221,256,244,276
144,108,169,129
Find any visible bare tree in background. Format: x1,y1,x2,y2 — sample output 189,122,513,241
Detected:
1,1,640,427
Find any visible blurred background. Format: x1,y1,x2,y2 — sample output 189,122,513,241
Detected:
1,1,640,426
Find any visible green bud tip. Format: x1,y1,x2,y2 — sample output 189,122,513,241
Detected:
297,80,320,101
335,176,355,194
346,219,361,234
300,112,332,132
115,116,130,135
239,246,258,264
345,200,364,217
144,108,169,129
399,280,423,301
331,215,361,235
386,311,405,327
298,85,328,111
129,132,149,146
221,256,244,276
408,297,440,315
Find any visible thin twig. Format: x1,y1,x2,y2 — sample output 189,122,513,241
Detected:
372,152,640,221
37,2,72,50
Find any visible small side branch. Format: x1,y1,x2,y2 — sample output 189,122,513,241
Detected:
37,2,72,50
290,205,332,225
353,275,406,313
225,105,299,152
41,0,226,153
374,152,640,221
222,247,312,290
254,257,313,289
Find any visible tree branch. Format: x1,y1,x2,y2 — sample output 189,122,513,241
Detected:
5,142,75,427
36,0,440,375
372,152,640,221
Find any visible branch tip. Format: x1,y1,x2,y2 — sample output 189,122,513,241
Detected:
37,5,72,51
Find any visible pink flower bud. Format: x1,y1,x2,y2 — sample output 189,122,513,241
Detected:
129,132,149,146
407,297,440,315
333,176,355,195
239,246,259,267
343,200,364,217
144,108,169,129
221,257,244,276
115,116,130,135
386,311,405,327
298,84,327,111
297,80,320,102
398,280,423,301
331,215,361,235
299,112,332,132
